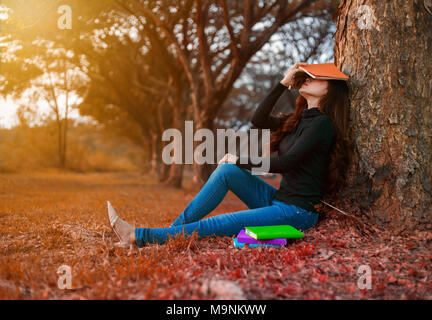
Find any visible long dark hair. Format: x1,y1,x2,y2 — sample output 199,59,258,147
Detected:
270,74,351,197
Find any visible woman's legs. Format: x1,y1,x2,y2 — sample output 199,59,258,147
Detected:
134,163,319,247
135,200,318,247
169,163,278,227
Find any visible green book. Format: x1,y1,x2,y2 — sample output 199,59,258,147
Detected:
244,225,304,240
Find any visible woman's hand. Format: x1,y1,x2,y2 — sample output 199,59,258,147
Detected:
218,153,239,166
280,62,307,88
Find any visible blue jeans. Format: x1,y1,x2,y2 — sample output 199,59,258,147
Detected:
135,163,319,247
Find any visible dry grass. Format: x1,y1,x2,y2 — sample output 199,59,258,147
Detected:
0,171,431,300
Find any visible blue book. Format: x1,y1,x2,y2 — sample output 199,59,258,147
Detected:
232,237,283,248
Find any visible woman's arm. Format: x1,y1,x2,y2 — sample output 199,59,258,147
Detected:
236,116,333,173
250,82,288,130
251,63,306,130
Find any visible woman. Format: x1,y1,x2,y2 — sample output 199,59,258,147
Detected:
107,62,351,247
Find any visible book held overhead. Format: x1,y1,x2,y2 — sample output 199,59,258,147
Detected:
290,62,349,89
297,62,349,81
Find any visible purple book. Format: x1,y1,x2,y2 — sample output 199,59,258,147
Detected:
236,229,287,245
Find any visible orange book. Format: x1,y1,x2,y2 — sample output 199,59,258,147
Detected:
297,62,349,81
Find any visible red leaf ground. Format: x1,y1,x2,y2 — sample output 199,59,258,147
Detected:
0,171,431,299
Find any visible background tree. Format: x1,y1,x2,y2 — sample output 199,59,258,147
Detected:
1,38,88,168
0,0,110,168
76,11,192,186
1,0,341,188
77,0,338,187
118,0,339,186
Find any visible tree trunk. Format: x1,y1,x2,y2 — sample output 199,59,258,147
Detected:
150,131,170,183
192,115,216,188
333,0,432,231
159,162,170,182
55,116,65,169
164,164,184,188
163,91,186,189
149,132,160,175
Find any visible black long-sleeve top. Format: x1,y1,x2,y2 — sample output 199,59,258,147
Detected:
235,82,335,213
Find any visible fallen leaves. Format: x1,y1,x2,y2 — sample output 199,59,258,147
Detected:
0,172,431,299
317,249,336,260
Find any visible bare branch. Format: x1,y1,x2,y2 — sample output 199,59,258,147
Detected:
219,0,241,60
194,0,214,96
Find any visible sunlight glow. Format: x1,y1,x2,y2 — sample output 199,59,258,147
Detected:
0,97,19,129
0,6,9,20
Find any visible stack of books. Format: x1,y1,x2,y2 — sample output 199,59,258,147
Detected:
232,225,304,248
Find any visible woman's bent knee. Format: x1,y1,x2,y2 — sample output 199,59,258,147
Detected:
218,162,238,170
210,163,249,187
214,162,240,175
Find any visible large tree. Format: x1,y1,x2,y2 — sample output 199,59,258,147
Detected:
333,0,432,231
118,0,337,185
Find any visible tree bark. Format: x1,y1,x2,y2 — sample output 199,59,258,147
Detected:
149,131,170,183
333,0,432,231
149,132,160,176
192,115,216,187
163,92,186,189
